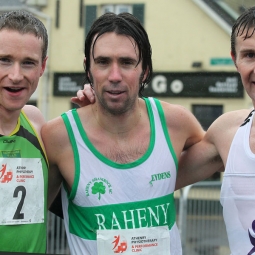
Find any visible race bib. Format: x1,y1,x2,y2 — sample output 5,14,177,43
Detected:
97,226,170,255
0,158,44,225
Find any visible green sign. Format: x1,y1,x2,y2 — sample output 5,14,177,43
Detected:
210,58,234,65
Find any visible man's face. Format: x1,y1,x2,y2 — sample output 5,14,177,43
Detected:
89,32,145,115
0,29,47,113
232,27,255,101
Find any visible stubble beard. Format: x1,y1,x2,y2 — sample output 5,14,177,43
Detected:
89,71,141,116
97,95,137,116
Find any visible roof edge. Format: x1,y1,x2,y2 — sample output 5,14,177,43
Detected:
192,0,233,35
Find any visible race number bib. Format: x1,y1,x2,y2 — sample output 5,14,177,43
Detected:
0,158,44,225
97,226,170,255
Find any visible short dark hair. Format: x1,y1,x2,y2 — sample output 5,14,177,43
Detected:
231,6,255,58
0,10,48,61
84,12,153,97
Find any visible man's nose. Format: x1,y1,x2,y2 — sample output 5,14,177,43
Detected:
8,63,23,83
108,63,122,82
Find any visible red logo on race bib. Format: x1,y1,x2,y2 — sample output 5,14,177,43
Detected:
112,235,127,253
0,164,13,183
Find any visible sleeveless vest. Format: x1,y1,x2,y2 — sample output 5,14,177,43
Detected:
220,110,255,255
61,97,182,255
0,110,48,253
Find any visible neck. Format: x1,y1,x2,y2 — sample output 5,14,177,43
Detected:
92,99,142,135
0,108,20,136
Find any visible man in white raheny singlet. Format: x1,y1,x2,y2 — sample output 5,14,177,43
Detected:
42,12,223,255
176,6,255,255
68,5,255,255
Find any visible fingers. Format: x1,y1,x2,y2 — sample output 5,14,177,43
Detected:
71,96,90,108
82,84,95,103
77,90,86,101
71,84,95,108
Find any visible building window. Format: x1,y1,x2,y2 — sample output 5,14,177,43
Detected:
85,4,144,36
101,5,132,15
192,105,223,130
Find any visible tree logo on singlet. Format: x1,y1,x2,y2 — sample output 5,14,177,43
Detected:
248,220,255,254
92,182,105,200
85,177,112,200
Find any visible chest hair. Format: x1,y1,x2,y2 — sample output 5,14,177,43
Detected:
93,133,149,164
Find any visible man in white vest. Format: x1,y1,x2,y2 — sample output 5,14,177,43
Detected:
74,6,255,255
176,6,255,255
42,12,223,255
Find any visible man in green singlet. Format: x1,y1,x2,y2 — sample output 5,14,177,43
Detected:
0,10,49,253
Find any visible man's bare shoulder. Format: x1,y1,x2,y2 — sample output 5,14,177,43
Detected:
205,108,253,163
42,115,65,139
159,101,198,125
211,108,252,131
159,101,204,135
41,115,70,162
158,100,204,151
23,105,45,124
22,105,45,135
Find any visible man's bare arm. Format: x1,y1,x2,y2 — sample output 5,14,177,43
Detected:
41,119,64,209
176,135,223,190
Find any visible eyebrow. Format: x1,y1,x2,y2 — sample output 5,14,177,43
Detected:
239,48,255,54
0,54,39,63
23,57,40,63
94,56,109,60
119,56,137,62
0,54,12,58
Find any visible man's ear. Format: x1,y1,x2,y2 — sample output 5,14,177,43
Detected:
230,51,237,68
142,67,149,83
84,57,89,78
84,58,93,85
40,56,48,77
